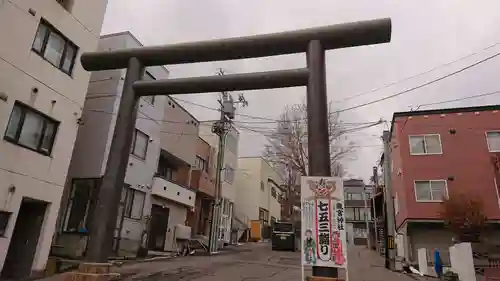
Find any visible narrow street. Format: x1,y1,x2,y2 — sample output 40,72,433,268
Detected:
104,243,429,281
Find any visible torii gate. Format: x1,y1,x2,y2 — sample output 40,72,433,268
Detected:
80,18,392,280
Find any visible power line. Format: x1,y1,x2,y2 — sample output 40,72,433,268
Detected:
417,90,500,108
172,96,383,125
334,50,500,114
332,41,500,104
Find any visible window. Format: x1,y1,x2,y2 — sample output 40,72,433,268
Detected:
132,129,148,159
141,71,156,105
4,102,59,155
409,134,442,155
346,192,363,200
271,216,277,225
259,208,269,225
414,180,447,202
124,187,146,220
345,207,371,221
0,211,11,237
32,20,78,75
260,181,265,191
64,178,98,232
195,156,208,172
486,132,500,152
271,187,277,198
224,165,234,183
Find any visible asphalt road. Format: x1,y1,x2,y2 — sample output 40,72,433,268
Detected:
117,242,300,281
111,242,430,281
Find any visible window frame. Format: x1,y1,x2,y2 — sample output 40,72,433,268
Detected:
224,165,234,184
195,156,208,172
4,102,59,156
346,192,363,200
486,131,500,152
408,134,443,155
413,180,448,202
31,19,78,76
62,178,100,233
124,187,146,220
131,129,149,160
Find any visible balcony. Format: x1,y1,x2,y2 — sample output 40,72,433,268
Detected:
152,176,196,208
191,170,216,197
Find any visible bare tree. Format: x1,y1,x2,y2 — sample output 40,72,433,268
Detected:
263,101,356,221
441,189,487,243
263,101,354,180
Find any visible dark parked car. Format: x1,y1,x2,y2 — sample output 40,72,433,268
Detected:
271,222,295,251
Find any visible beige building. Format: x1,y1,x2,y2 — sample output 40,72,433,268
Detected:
234,157,282,239
0,0,107,277
57,32,199,256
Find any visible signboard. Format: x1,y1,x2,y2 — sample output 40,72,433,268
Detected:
387,235,395,250
301,176,347,269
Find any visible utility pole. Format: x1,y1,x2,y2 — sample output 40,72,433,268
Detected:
382,130,396,270
208,69,248,254
372,166,379,253
363,183,371,249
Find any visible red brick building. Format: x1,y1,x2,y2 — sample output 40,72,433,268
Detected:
387,105,500,262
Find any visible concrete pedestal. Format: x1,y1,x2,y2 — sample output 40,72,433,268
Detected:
64,262,120,281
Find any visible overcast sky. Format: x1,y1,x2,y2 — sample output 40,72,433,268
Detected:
101,0,500,181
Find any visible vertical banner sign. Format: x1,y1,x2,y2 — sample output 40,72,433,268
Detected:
301,176,347,269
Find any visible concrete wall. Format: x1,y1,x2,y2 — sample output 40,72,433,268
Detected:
234,158,261,224
61,32,170,256
235,157,282,223
160,99,199,168
260,159,282,221
0,0,107,272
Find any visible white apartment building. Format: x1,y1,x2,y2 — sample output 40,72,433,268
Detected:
198,122,239,245
56,32,199,257
0,0,108,277
235,157,282,239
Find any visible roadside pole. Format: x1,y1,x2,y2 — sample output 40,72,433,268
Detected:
372,166,379,253
382,131,396,270
363,184,371,249
208,105,230,254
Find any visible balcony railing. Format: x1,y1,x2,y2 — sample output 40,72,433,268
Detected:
152,175,196,208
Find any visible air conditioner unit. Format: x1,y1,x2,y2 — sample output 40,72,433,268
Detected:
174,224,191,240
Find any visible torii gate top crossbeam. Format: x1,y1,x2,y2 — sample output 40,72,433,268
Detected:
81,18,391,71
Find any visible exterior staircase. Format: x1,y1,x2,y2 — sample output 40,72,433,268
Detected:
232,213,249,242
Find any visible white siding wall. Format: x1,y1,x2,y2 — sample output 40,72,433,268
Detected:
0,0,107,271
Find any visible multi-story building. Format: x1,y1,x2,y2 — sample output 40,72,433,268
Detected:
56,32,199,256
0,0,107,277
235,157,282,240
198,122,239,244
343,179,373,246
187,137,216,237
384,105,500,262
152,90,199,253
